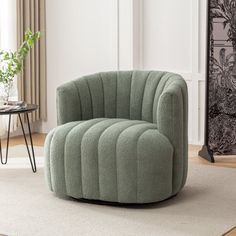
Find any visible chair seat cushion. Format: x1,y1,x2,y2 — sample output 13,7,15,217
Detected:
45,118,174,203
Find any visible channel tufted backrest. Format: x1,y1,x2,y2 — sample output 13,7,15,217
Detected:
57,71,184,124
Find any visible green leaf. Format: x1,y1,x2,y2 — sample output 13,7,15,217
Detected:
0,29,41,86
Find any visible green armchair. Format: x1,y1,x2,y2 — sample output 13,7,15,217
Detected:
45,71,188,204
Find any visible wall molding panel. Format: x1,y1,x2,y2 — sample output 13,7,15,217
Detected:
117,0,206,144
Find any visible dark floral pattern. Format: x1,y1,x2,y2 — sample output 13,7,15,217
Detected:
208,0,236,154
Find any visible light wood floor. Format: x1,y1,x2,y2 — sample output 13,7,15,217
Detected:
224,227,236,236
1,133,236,235
189,144,236,168
1,133,46,147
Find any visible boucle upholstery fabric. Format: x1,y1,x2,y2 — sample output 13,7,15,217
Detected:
45,71,188,203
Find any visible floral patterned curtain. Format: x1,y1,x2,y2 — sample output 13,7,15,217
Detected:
208,0,236,154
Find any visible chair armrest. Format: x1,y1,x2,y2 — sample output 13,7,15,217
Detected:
57,81,82,125
157,78,188,194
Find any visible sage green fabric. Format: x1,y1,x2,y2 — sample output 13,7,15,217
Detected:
45,70,188,203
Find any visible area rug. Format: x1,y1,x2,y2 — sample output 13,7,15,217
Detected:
0,161,235,236
0,145,44,169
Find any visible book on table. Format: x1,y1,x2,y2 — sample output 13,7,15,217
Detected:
0,101,27,112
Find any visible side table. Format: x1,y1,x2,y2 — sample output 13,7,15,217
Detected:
0,104,38,173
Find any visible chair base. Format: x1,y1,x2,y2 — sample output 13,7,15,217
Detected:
67,193,179,207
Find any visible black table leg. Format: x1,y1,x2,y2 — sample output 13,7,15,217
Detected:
0,114,11,164
18,113,37,173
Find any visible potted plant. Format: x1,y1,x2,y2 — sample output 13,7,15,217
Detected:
0,30,40,103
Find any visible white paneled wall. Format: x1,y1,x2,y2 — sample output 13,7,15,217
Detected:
135,0,207,144
43,0,118,132
142,0,192,72
44,0,207,144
